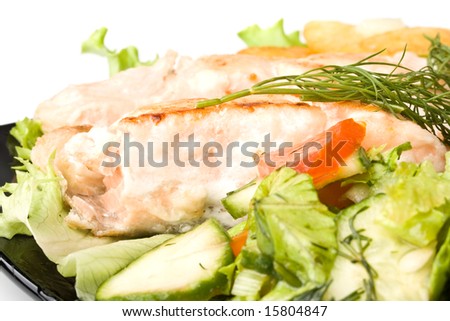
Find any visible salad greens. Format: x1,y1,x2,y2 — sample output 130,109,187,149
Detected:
81,27,158,76
238,19,305,47
1,118,42,238
430,218,450,300
9,117,43,159
327,147,450,300
232,168,337,300
0,119,114,262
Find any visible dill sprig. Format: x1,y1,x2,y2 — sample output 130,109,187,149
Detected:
196,38,450,145
427,35,450,86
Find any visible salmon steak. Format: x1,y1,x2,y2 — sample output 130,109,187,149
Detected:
31,95,447,237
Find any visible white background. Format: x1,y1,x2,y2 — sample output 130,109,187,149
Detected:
1,0,450,300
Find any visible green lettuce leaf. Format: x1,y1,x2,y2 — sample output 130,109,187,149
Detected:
253,167,337,288
1,119,115,262
326,194,439,300
1,159,114,262
82,27,158,76
238,19,305,47
58,234,173,300
6,117,43,160
261,281,325,301
429,219,450,300
0,179,32,238
373,161,450,247
429,153,450,300
0,118,43,238
9,117,43,156
327,150,450,300
233,167,337,300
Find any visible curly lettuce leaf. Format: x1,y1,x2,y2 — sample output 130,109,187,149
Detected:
0,177,32,238
429,219,450,300
376,161,450,247
429,153,450,299
7,117,43,160
327,150,450,300
0,118,43,237
261,281,327,301
9,118,43,152
341,143,450,248
234,167,337,300
1,159,114,263
253,168,337,287
326,195,434,300
82,27,158,76
238,19,305,47
1,119,114,262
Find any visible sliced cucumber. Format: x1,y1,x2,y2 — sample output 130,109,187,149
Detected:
222,179,258,219
332,147,370,182
231,268,270,299
227,220,247,238
96,219,234,301
222,148,368,219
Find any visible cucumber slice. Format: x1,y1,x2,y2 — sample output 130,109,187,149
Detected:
222,179,258,219
333,147,369,181
231,269,270,299
222,148,368,219
96,219,234,300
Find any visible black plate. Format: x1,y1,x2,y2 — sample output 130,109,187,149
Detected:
0,123,77,301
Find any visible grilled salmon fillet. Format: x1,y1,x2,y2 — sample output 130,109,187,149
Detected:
34,51,426,132
31,95,447,237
